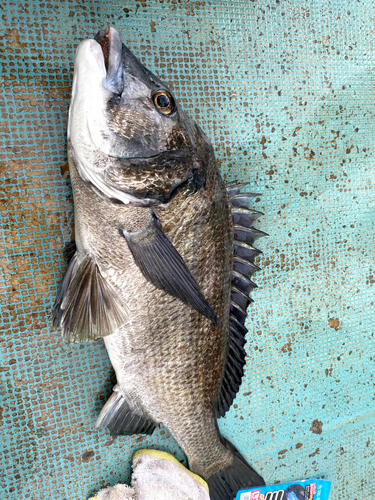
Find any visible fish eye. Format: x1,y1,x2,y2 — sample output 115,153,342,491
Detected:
153,90,175,115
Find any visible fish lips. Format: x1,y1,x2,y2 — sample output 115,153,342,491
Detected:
94,27,124,96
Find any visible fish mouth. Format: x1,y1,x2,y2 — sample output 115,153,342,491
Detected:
94,27,124,95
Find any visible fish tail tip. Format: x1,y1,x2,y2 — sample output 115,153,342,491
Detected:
206,439,265,500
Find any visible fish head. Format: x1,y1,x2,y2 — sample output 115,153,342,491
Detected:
69,27,212,206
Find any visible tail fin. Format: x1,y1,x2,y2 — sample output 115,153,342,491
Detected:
95,385,158,436
207,439,265,500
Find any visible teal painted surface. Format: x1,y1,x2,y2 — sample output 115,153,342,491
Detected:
1,1,374,498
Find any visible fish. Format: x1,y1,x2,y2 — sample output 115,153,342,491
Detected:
52,27,267,500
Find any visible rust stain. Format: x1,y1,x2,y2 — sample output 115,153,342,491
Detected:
5,28,27,52
278,448,288,455
82,450,95,463
310,419,323,435
328,318,340,331
281,339,293,355
309,447,320,458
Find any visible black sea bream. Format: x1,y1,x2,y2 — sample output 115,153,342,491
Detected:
52,27,266,499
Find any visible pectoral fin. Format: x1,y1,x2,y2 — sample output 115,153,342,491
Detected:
121,213,218,326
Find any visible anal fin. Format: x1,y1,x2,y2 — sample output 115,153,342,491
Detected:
96,386,158,436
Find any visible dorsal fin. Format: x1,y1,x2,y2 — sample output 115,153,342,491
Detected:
216,182,267,418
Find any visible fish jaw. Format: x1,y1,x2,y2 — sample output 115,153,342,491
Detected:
68,29,124,160
94,27,124,95
69,27,124,113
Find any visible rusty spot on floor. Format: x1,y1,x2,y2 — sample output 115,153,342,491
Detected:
309,448,320,458
281,339,293,354
82,450,95,463
310,419,323,435
5,28,26,52
328,318,340,331
278,449,288,455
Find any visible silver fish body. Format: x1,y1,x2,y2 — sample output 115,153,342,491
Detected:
53,27,266,499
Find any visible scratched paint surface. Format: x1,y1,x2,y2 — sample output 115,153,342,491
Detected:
1,1,374,499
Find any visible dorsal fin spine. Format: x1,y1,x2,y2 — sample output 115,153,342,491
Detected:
232,270,258,288
216,181,266,418
233,256,261,275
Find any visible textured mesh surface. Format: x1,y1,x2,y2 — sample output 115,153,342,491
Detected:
1,1,375,499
